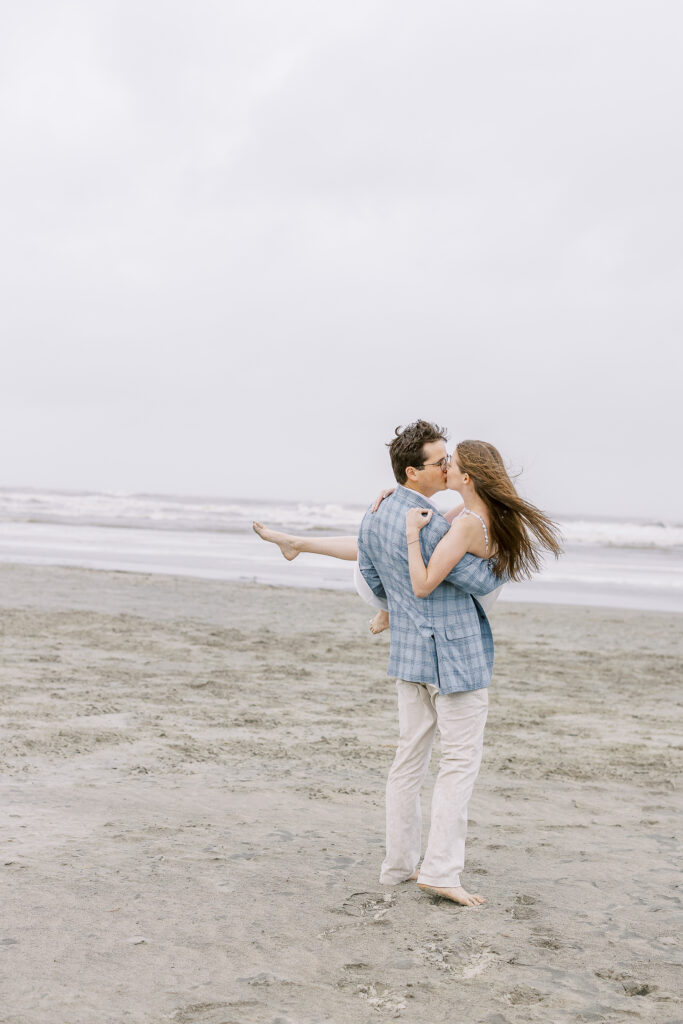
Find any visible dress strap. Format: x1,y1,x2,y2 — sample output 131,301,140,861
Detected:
459,508,489,556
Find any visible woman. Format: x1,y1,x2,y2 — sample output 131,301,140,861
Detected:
406,439,562,596
253,440,561,622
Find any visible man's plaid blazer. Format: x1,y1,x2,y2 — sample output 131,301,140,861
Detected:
357,484,501,693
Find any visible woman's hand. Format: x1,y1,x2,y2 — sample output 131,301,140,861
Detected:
406,507,433,534
371,487,396,512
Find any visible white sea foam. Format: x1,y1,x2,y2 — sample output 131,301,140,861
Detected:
0,488,681,550
559,518,683,550
0,489,366,535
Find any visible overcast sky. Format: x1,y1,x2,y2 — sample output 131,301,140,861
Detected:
1,1,681,519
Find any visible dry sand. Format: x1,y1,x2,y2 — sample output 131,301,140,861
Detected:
1,563,681,1024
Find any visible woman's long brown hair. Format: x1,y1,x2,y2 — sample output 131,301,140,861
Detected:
455,440,563,582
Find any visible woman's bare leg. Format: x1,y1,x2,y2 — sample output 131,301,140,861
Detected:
252,522,358,561
254,522,390,634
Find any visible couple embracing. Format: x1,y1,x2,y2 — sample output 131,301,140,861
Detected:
254,420,561,906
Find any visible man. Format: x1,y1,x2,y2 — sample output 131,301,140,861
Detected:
358,419,499,906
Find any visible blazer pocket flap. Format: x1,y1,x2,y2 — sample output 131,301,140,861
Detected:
444,621,479,641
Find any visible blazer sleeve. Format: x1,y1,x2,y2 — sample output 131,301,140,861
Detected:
357,520,387,601
421,517,502,596
442,554,502,596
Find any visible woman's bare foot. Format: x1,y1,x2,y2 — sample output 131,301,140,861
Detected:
369,609,390,634
252,522,300,561
417,883,486,907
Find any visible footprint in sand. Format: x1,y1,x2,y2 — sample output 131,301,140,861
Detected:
339,891,396,921
505,984,544,1005
623,981,657,997
530,933,562,950
417,935,498,976
265,829,294,842
595,969,657,997
171,1001,258,1023
355,982,407,1015
343,961,370,972
508,893,539,920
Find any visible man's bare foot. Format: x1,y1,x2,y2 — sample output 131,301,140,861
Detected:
417,883,486,907
369,609,390,635
252,522,300,561
409,870,419,881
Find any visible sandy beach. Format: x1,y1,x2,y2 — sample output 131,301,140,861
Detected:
1,563,681,1024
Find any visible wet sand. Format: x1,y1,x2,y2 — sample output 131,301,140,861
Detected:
1,563,681,1024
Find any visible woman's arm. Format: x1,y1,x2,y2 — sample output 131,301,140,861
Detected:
370,486,395,512
406,509,471,598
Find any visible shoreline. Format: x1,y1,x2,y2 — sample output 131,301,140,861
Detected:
1,556,682,618
1,521,682,613
1,562,682,620
2,564,681,1023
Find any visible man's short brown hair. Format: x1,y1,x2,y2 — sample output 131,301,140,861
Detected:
387,420,448,484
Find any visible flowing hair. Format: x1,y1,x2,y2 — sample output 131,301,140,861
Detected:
455,440,563,582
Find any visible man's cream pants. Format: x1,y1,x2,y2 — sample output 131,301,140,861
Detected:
379,679,488,888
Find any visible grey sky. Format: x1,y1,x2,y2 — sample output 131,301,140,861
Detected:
2,1,681,519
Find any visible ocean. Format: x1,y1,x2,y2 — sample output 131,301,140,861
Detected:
0,488,681,613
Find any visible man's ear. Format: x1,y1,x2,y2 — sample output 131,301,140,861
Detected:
405,466,419,483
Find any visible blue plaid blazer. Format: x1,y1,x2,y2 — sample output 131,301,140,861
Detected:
357,485,500,693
